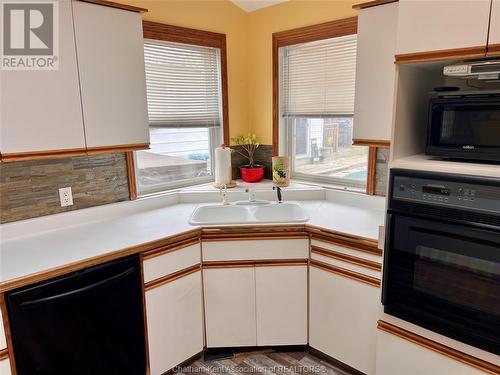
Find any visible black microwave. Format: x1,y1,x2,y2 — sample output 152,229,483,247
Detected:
426,95,500,162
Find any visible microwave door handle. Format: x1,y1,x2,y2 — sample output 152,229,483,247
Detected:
19,268,135,307
381,213,393,305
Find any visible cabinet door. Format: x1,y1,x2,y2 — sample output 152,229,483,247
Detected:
309,266,379,375
203,267,256,347
353,2,398,143
0,0,85,156
375,329,485,375
72,1,149,150
396,0,491,55
0,358,11,375
146,271,203,375
489,0,500,51
255,265,307,346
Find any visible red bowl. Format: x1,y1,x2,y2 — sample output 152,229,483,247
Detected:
240,166,264,183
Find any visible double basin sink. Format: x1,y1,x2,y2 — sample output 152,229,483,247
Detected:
189,201,309,225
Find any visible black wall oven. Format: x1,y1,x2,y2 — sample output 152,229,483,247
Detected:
426,94,500,162
382,169,500,354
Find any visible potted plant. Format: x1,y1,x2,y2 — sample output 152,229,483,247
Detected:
231,133,265,183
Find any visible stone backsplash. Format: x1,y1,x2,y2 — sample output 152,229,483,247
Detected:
375,148,390,196
0,146,389,224
0,153,130,223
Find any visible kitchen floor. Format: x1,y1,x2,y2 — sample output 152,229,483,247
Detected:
176,350,351,375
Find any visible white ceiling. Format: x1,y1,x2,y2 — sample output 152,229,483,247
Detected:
230,0,288,13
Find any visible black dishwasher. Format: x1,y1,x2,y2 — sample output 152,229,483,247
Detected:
5,254,147,375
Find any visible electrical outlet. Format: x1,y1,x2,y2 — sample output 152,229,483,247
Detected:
59,187,73,207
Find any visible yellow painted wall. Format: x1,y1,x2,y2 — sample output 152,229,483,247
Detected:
121,0,250,141
122,0,358,145
247,0,358,144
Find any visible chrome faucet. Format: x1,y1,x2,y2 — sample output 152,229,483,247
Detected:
273,186,282,203
245,188,256,203
219,184,229,205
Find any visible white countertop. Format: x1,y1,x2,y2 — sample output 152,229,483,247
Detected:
0,186,385,286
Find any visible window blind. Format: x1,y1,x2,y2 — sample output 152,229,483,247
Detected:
281,34,357,117
144,39,222,128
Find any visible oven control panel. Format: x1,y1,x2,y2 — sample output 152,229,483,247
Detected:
392,175,500,215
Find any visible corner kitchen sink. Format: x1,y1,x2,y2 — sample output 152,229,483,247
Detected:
189,202,309,225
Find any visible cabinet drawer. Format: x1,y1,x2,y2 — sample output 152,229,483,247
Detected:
311,251,381,279
202,238,309,261
143,242,200,283
311,239,381,263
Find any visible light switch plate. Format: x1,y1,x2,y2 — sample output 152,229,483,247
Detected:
59,187,73,207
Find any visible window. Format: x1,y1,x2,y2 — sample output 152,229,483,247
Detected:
135,24,227,195
279,32,368,190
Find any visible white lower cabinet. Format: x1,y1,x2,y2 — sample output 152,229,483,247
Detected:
309,266,379,374
375,329,485,375
255,265,308,346
203,267,257,347
204,264,308,348
0,358,11,375
146,271,203,375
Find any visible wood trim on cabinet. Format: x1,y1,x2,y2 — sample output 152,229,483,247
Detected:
352,0,398,10
272,17,358,156
395,46,487,64
144,264,201,291
487,43,500,56
0,148,87,162
377,320,500,375
1,144,150,162
366,146,377,195
0,294,17,375
202,234,309,242
0,348,8,361
78,0,147,13
126,151,138,201
309,228,382,256
352,139,390,148
254,259,308,267
202,225,307,237
311,246,382,271
310,259,381,287
142,237,200,260
203,259,308,269
142,21,230,145
86,143,150,154
138,253,151,375
0,229,202,293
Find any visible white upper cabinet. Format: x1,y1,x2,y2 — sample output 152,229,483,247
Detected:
489,0,500,49
396,0,491,55
72,1,149,149
0,0,85,156
353,2,398,142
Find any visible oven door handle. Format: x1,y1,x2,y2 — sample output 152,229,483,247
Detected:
381,212,393,305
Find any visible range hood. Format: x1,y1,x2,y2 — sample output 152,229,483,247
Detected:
443,60,500,80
